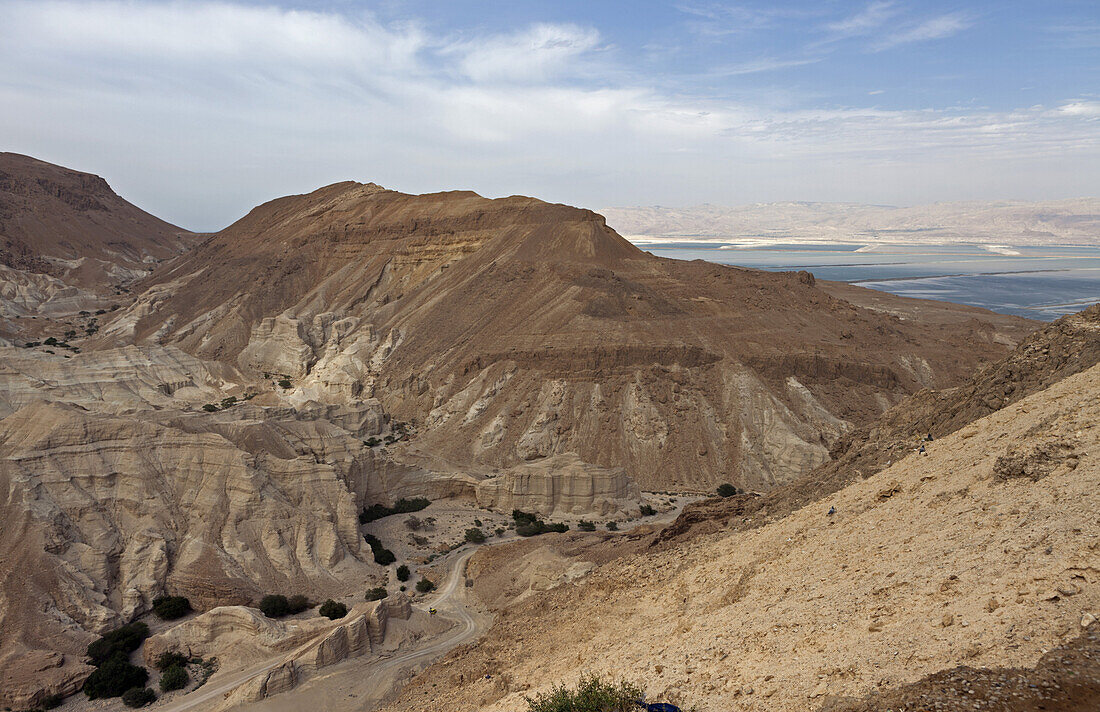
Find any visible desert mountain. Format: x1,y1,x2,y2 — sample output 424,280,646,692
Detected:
105,181,1031,491
601,198,1100,246
380,327,1099,712
0,152,192,337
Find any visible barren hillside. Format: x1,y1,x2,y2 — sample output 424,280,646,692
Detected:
381,360,1099,712
105,181,1032,490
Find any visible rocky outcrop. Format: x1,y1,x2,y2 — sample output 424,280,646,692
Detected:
476,454,643,518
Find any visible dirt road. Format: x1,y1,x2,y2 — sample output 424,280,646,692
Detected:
158,546,483,712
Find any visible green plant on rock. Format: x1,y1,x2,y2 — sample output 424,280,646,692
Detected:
717,483,739,497
365,587,388,601
319,599,348,619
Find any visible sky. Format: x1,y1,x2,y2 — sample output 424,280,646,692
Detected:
1,0,1098,231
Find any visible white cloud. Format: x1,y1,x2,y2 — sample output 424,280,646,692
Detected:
873,12,974,51
826,1,898,36
0,1,1095,229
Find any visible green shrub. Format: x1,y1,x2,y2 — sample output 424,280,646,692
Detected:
363,533,397,565
365,437,382,447
578,520,596,531
258,594,290,618
717,483,739,498
495,527,505,537
464,527,486,544
524,673,644,712
202,404,218,412
415,578,435,593
512,509,538,524
606,521,619,531
396,565,410,582
365,587,388,601
159,664,189,692
86,622,150,666
516,520,569,537
39,693,63,709
154,651,188,672
287,594,310,614
121,687,156,708
319,599,348,620
359,498,431,523
220,396,237,408
83,656,149,699
277,378,292,388
639,504,657,517
152,595,191,620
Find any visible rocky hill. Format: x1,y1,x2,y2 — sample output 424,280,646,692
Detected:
103,181,1031,491
0,153,193,337
657,302,1100,547
380,351,1099,712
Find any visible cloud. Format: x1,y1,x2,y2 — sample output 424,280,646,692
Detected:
443,23,602,83
826,1,898,36
873,12,974,51
0,1,1095,229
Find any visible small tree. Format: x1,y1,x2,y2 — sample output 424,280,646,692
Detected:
159,664,189,692
396,564,410,582
464,527,486,544
152,595,191,620
83,657,149,699
154,652,188,672
365,586,388,601
202,404,218,412
606,521,619,531
374,547,396,566
277,378,292,389
87,622,150,666
287,594,310,614
319,599,348,620
639,504,656,517
524,673,643,712
259,594,290,618
415,578,435,594
717,483,739,498
578,520,596,531
121,687,157,708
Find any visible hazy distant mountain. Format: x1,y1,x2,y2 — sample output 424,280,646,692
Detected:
601,198,1100,246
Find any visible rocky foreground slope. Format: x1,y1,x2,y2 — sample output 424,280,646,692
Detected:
381,357,1098,712
105,181,1030,491
0,153,193,337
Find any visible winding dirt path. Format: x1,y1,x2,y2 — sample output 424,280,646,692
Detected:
158,546,483,712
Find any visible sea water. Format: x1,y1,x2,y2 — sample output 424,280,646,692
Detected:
638,241,1100,321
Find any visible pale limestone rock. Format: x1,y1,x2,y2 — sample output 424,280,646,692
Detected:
475,454,642,518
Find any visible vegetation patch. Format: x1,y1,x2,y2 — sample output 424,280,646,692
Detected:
465,527,486,543
319,599,348,619
415,577,436,593
364,533,397,565
121,687,157,708
359,497,431,523
154,651,188,672
86,622,150,666
639,504,657,516
717,483,740,497
83,656,150,699
524,673,644,712
365,586,388,601
396,564,411,582
152,595,192,620
159,664,189,692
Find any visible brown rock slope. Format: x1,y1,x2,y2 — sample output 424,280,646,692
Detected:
109,182,1031,490
380,360,1100,712
0,152,193,335
658,302,1100,546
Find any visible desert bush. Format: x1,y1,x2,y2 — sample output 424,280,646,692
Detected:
404,515,423,530
39,693,63,709
83,656,149,699
606,521,619,531
717,483,739,497
639,504,657,517
258,594,290,618
154,651,188,672
202,404,218,412
287,594,310,614
578,520,596,531
365,586,388,601
152,595,191,621
512,509,538,524
86,622,150,666
364,436,382,447
319,599,348,620
415,578,435,593
121,687,156,708
516,520,569,537
277,378,292,388
159,664,189,692
396,564,410,582
464,527,486,544
360,498,431,524
364,533,397,565
495,527,505,537
524,673,643,712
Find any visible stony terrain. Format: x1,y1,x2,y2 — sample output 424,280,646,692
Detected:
380,361,1099,712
